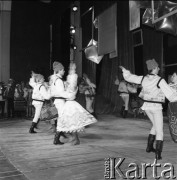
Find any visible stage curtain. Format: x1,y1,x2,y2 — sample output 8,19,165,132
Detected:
98,3,117,55
0,7,11,83
96,1,134,114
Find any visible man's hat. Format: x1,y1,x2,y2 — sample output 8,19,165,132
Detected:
53,61,64,71
33,73,44,82
146,59,159,70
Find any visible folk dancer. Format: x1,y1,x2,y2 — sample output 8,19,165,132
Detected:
83,73,97,118
118,78,130,118
120,59,177,160
56,62,97,145
50,61,75,145
29,72,51,133
167,71,177,143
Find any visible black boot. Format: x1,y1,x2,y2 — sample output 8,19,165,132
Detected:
29,122,37,133
34,119,40,129
123,110,128,118
53,131,64,145
155,140,163,160
120,106,125,117
146,134,156,153
60,132,68,138
71,132,80,145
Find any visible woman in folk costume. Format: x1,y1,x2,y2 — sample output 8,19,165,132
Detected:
75,77,88,109
57,62,97,145
29,72,51,133
120,59,177,160
50,61,76,145
167,71,177,143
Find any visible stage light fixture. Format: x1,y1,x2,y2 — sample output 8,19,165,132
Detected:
71,29,76,34
72,5,78,12
70,44,77,50
70,25,76,34
89,7,93,11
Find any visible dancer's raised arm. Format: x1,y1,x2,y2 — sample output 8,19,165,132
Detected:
119,66,143,85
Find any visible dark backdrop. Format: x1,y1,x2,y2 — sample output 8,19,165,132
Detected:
10,1,51,83
10,1,71,83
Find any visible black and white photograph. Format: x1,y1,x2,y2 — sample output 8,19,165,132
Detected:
0,0,177,179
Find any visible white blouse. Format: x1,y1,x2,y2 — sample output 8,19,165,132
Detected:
122,69,177,110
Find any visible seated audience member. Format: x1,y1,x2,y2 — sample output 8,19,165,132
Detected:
24,82,34,118
0,82,6,118
14,84,24,100
4,79,15,118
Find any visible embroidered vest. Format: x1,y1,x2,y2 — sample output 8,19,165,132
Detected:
139,76,165,103
32,84,44,101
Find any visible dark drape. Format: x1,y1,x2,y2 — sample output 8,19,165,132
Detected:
10,1,71,83
143,27,163,76
80,1,134,114
96,1,134,114
81,1,116,84
10,1,51,82
60,8,71,80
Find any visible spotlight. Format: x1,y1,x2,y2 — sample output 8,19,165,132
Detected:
71,29,76,34
71,44,77,50
89,7,93,11
72,5,78,12
70,25,76,34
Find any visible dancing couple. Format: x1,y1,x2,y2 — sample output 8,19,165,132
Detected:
29,61,97,145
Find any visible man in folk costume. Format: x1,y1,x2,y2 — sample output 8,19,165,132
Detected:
83,73,97,117
118,78,129,118
120,59,177,160
50,61,76,145
29,72,51,133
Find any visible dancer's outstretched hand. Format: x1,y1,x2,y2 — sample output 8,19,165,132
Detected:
31,71,35,76
119,66,126,71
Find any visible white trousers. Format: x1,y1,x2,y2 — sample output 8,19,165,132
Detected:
32,103,43,123
55,103,65,132
145,109,163,140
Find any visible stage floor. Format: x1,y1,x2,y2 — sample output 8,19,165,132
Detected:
0,115,176,180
